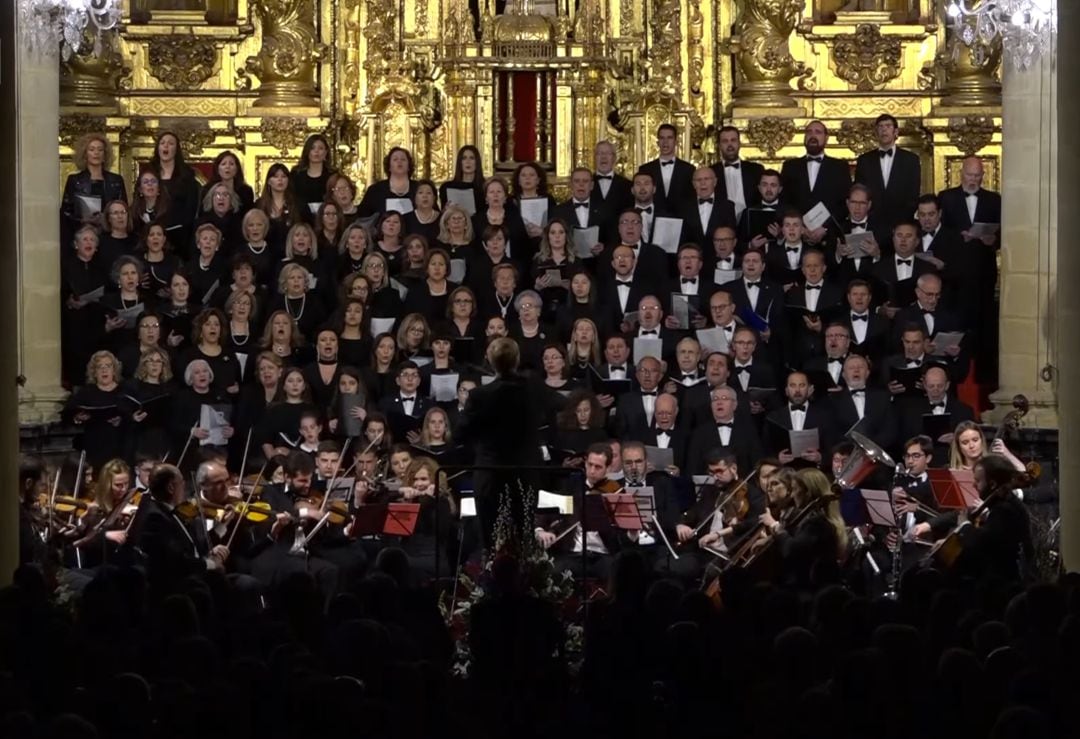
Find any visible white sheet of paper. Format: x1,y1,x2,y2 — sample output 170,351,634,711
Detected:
572,226,599,259
622,311,640,330
429,373,460,402
789,428,820,457
459,497,477,518
519,197,549,227
714,268,741,285
78,285,105,303
385,197,414,215
537,490,574,514
692,475,713,487
444,187,476,216
968,222,1000,238
652,216,683,254
914,251,937,262
645,445,674,470
671,294,690,330
307,202,321,215
389,278,409,300
931,331,965,355
370,316,396,336
199,404,231,447
115,303,146,329
802,202,831,231
696,327,729,355
76,195,102,219
481,374,497,385
412,356,433,368
844,230,875,257
449,259,467,284
633,337,663,362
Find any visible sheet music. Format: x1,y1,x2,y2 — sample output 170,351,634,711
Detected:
78,285,105,303
459,497,477,518
449,258,467,284
370,316,396,336
713,268,741,285
633,337,663,362
537,490,574,514
572,226,599,259
968,222,1000,238
76,195,103,219
114,303,146,329
802,202,831,231
788,427,820,456
671,294,690,329
429,372,459,402
931,331,965,355
444,188,477,216
389,278,409,300
385,197,414,215
843,231,875,257
519,197,549,228
652,217,683,254
199,404,232,447
645,445,674,470
696,327,729,354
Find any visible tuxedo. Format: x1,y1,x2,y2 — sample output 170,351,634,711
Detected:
683,381,748,431
551,198,610,234
802,355,850,394
615,389,664,440
784,281,845,364
898,394,975,464
870,252,936,308
920,225,975,320
763,401,833,458
891,303,968,352
828,387,895,452
679,194,738,252
841,310,891,363
828,216,889,287
630,326,678,363
590,172,634,216
854,146,921,229
780,153,852,218
639,157,696,212
596,241,670,287
639,424,691,474
665,274,716,316
127,496,209,587
764,241,809,286
598,274,655,334
938,186,1001,234
378,392,434,439
725,276,785,323
880,353,966,389
729,359,778,396
713,159,766,210
687,416,764,476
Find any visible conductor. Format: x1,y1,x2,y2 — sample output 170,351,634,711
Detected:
457,337,541,551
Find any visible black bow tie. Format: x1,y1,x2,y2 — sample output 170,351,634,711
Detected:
575,201,590,209
596,174,612,181
723,324,734,333
698,198,714,205
850,389,865,396
805,284,821,290
907,359,922,367
681,277,697,284
610,365,625,372
640,329,658,336
660,160,674,167
828,357,843,365
717,422,733,429
682,372,697,379
879,149,893,158
786,246,800,253
641,390,657,396
851,313,868,321
790,404,806,413
657,429,670,437
897,258,912,266
850,220,868,228
401,396,416,402
736,366,751,375
746,280,760,287
724,162,740,169
921,308,934,315
931,401,946,409
635,206,653,214
807,155,823,163
616,279,632,286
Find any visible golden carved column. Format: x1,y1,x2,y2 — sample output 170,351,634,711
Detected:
17,21,67,425
989,57,1057,428
244,0,321,108
727,0,807,110
936,1,1003,107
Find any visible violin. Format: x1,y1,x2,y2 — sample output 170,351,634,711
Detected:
175,497,234,524
589,478,623,495
295,491,350,526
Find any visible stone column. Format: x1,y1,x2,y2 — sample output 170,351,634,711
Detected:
16,33,67,424
990,55,1057,428
1057,2,1079,573
0,2,18,585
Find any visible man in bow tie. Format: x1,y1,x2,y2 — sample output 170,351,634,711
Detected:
599,208,668,285
638,123,695,211
680,166,737,252
784,249,843,365
740,169,784,246
915,194,971,320
664,337,704,393
666,243,714,320
708,225,742,279
590,140,633,214
687,385,763,475
712,125,765,217
552,167,607,237
829,354,894,452
854,113,921,231
803,322,852,393
872,219,936,309
898,366,974,461
780,119,851,219
628,295,676,363
642,393,688,477
616,356,666,439
764,371,829,465
730,326,777,410
831,184,884,285
378,361,433,439
764,209,809,286
937,157,1001,385
888,436,940,568
890,274,968,374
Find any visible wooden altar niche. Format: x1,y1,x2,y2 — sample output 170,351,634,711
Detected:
490,13,558,171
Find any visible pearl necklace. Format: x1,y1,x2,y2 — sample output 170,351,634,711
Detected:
285,293,306,322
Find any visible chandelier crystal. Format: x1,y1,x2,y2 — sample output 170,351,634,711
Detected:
18,0,121,61
945,1,1056,71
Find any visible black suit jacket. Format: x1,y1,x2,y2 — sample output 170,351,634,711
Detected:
598,276,655,334
378,393,435,438
762,402,833,458
639,425,691,476
828,388,895,452
870,254,937,308
827,217,890,287
596,242,670,287
841,311,892,364
591,173,634,215
783,282,845,364
687,416,763,476
127,496,207,586
780,154,851,218
729,361,778,396
665,275,716,316
938,186,1002,233
713,160,766,208
679,195,738,252
615,390,661,440
764,241,808,286
854,147,921,229
891,303,968,349
639,158,695,212
551,198,610,234
898,395,975,464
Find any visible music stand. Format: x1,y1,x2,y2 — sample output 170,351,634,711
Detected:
384,502,420,536
350,504,388,537
602,493,645,531
860,489,899,528
928,469,980,510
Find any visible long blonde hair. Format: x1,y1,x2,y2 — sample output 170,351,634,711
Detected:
94,459,131,512
795,467,848,556
949,420,985,469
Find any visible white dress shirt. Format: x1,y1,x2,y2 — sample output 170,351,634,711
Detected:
895,254,914,282
929,398,948,416
965,191,978,223
641,392,657,426
572,200,591,229
678,275,700,296
655,428,672,448
401,394,416,416
698,198,714,234
596,172,614,198
879,146,896,187
826,356,844,385
717,422,733,446
922,225,939,253
616,278,632,312
789,405,807,431
659,159,675,194
850,312,870,344
807,156,821,190
734,360,753,391
722,161,746,216
784,242,803,271
607,364,628,380
804,281,823,312
743,278,760,310
850,388,866,419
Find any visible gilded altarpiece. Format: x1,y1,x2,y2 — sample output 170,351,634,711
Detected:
58,0,1003,199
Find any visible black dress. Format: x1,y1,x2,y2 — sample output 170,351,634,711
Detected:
338,334,373,368
141,254,182,301
61,254,109,387
169,386,233,465
257,401,319,450
179,345,242,395
119,378,174,460
188,253,228,306
404,281,456,325
290,167,333,219
158,170,201,258
358,179,418,218
404,210,441,243
63,384,126,469
60,170,127,248
99,232,138,267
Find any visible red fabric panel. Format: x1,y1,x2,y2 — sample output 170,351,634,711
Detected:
511,73,537,163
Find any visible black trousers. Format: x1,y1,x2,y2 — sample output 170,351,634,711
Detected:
474,470,536,551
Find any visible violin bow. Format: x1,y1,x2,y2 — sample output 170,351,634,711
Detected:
318,437,354,514
225,459,268,550
690,468,759,539
45,467,61,543
237,427,254,494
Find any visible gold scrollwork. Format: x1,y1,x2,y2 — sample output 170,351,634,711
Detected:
745,116,794,158
727,0,808,108
260,116,309,155
836,119,879,155
831,24,902,92
687,0,704,103
170,121,217,156
246,0,322,107
648,0,683,97
947,116,995,156
148,37,218,91
59,114,108,148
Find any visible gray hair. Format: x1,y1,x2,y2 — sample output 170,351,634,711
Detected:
710,384,738,403
201,182,242,213
513,289,543,312
183,358,214,386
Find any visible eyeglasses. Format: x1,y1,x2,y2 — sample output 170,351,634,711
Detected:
141,323,160,329
904,452,926,459
519,302,538,310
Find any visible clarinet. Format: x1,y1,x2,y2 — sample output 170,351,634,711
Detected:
885,465,911,599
